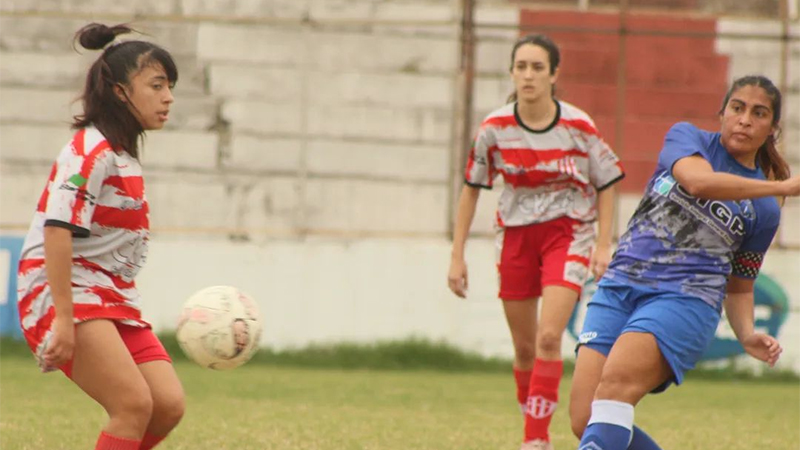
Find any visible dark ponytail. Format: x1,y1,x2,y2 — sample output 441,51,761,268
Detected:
72,23,178,159
719,75,790,182
756,134,790,181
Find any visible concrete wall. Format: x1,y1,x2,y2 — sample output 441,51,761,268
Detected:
4,231,796,373
1,0,486,237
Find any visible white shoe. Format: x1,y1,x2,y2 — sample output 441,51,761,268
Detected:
519,439,554,450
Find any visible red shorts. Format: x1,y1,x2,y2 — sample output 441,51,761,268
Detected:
496,216,594,300
57,322,171,379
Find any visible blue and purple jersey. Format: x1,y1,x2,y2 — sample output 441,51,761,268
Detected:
602,122,781,311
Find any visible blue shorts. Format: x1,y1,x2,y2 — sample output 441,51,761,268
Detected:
577,282,720,392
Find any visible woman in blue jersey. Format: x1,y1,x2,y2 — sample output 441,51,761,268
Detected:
568,75,800,450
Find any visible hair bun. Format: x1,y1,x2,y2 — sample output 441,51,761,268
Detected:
75,23,133,50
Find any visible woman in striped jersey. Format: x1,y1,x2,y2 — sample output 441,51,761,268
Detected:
17,23,183,450
447,34,624,450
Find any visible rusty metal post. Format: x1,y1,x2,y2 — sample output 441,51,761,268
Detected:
612,0,630,241
776,0,791,248
447,0,477,238
779,0,790,139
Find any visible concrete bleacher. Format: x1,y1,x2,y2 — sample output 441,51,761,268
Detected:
0,2,470,238
0,2,797,241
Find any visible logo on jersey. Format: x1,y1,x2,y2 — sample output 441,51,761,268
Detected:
653,173,675,196
738,199,756,220
526,395,557,419
558,156,579,177
59,173,96,204
118,199,145,211
668,184,747,241
579,331,597,344
68,174,87,187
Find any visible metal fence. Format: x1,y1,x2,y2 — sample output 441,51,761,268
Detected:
453,0,800,247
1,0,798,246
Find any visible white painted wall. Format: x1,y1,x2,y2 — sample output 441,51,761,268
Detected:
1,229,798,374
132,236,800,375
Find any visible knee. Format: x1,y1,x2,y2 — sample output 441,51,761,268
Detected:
594,369,637,400
153,392,186,430
513,340,536,366
536,329,562,355
570,413,588,439
569,396,591,439
112,391,154,428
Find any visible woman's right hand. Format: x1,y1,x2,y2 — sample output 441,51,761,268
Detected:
42,316,75,371
448,258,469,298
779,176,800,197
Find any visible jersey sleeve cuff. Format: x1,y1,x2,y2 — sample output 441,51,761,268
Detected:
729,272,759,280
596,173,625,192
464,178,493,190
44,219,90,238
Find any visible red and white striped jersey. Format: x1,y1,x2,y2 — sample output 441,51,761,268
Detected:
18,126,151,355
465,101,624,227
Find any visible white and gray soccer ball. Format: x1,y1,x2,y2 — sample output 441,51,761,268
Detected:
176,285,262,370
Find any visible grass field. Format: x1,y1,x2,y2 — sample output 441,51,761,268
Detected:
1,341,798,450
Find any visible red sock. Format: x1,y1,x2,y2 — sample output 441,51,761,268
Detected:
513,368,532,412
95,432,141,450
524,359,563,442
139,433,166,450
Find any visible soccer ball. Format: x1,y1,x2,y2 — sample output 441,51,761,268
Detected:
176,285,262,370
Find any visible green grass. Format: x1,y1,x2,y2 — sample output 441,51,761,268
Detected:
159,333,519,373
1,338,798,450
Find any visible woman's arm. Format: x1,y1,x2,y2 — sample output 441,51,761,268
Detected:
723,276,756,342
448,185,481,298
41,226,76,369
724,276,782,367
673,156,800,200
590,184,616,279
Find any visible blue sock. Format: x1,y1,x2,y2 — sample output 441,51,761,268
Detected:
628,426,662,450
578,400,634,450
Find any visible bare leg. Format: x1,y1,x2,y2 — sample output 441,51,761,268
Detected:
578,332,672,450
536,285,579,360
502,298,539,370
595,332,671,405
569,346,606,439
138,360,185,439
523,285,579,444
70,320,152,439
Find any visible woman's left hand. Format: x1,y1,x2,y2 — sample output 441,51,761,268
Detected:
590,244,612,280
742,333,782,367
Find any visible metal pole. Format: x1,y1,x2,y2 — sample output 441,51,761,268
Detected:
776,0,791,248
447,0,476,239
612,0,629,241
779,0,790,136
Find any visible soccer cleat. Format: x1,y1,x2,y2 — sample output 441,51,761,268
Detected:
519,439,554,450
